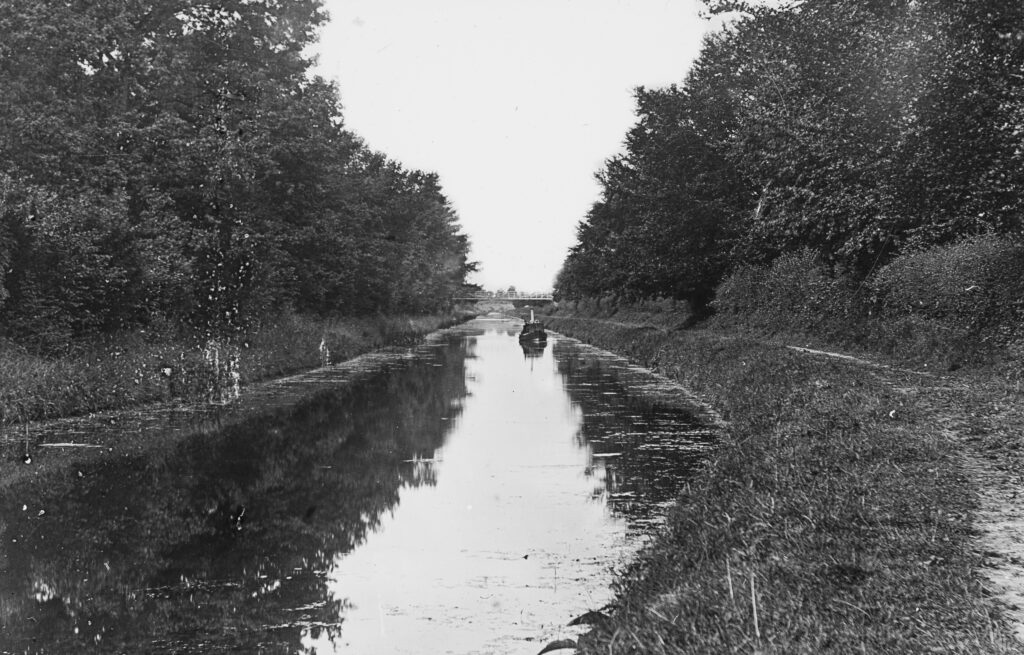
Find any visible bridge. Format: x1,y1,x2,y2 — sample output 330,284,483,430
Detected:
452,291,554,302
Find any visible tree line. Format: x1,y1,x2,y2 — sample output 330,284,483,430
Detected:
556,0,1024,309
0,0,474,345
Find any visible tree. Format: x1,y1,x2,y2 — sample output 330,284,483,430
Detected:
0,0,474,345
558,0,1024,306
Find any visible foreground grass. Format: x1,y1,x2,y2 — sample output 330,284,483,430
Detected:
0,312,471,425
541,313,1022,654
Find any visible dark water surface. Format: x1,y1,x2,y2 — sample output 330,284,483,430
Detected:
0,318,713,654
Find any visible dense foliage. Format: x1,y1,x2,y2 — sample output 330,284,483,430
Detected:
709,234,1024,369
0,0,474,345
556,0,1024,308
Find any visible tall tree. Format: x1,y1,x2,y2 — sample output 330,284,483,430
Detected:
558,0,1024,305
0,0,474,344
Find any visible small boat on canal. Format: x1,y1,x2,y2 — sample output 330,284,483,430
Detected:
519,310,547,343
520,340,547,358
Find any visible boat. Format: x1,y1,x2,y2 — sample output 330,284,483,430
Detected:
520,340,547,358
518,309,547,343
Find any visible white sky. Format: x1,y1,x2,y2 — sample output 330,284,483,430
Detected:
313,0,710,291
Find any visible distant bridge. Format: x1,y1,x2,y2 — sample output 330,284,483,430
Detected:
452,292,554,302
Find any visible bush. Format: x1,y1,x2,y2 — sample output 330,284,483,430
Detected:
708,236,1024,370
712,249,865,336
870,234,1024,346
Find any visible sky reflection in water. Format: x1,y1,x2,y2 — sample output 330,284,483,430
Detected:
0,318,710,654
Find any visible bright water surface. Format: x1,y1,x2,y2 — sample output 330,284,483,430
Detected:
0,317,713,654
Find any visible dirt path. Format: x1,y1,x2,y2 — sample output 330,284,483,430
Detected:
785,344,935,376
783,342,1024,642
952,392,1024,643
969,457,1024,642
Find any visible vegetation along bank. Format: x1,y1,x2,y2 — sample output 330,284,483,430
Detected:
0,1,478,425
536,307,1024,653
546,3,1024,647
0,311,473,427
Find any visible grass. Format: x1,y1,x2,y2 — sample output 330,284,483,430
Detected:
540,311,1023,654
0,311,471,426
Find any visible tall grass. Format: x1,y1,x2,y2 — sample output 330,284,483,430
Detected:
542,315,1019,654
0,312,469,426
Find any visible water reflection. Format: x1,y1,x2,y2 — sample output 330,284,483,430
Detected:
0,340,470,654
0,319,713,654
520,340,547,359
553,340,714,532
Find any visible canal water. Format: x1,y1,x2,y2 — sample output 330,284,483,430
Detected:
0,317,713,654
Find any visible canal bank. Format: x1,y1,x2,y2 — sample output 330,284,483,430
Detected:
0,317,716,654
0,312,473,489
0,312,475,427
539,312,1024,654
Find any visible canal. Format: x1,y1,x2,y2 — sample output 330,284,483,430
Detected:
0,317,714,654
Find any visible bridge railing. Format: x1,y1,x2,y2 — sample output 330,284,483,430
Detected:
452,292,554,301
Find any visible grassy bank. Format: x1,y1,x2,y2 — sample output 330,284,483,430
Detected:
541,311,1021,653
0,312,472,426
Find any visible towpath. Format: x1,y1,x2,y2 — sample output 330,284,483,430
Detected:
543,311,1024,641
782,341,1024,641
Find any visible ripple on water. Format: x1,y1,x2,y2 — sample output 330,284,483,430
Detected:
0,319,717,655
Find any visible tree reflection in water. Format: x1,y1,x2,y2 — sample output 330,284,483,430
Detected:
0,338,470,654
553,339,714,532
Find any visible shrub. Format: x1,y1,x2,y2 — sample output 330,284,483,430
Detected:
712,249,865,335
871,234,1024,346
709,236,1024,369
